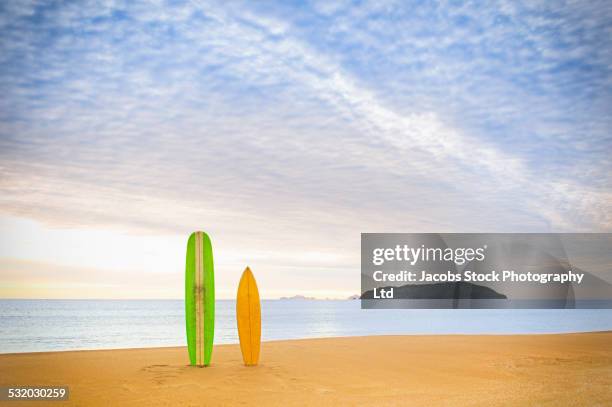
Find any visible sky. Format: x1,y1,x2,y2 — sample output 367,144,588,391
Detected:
0,0,611,299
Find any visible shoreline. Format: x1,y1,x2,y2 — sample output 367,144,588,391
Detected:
1,330,612,356
2,333,611,406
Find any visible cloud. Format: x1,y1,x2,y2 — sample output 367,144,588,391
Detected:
0,257,182,299
0,0,611,296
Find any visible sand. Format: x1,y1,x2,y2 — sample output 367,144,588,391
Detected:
1,333,611,406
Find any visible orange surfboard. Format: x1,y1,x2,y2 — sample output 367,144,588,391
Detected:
236,267,261,366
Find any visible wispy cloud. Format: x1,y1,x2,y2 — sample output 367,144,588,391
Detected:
0,0,610,297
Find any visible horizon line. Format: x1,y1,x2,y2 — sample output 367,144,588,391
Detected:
0,297,358,301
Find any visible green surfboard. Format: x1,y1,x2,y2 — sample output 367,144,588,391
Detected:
185,231,215,366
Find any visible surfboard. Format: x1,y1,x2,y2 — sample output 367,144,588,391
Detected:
236,267,261,366
185,231,215,367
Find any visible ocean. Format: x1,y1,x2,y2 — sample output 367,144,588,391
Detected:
1,299,611,353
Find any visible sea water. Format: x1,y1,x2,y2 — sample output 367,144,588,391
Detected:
1,299,611,353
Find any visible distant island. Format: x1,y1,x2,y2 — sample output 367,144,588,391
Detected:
361,282,506,299
279,295,317,300
278,294,362,300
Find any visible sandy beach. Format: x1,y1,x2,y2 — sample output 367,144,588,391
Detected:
1,333,611,406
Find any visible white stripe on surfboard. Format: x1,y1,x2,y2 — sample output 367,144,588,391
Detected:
195,232,199,365
195,232,202,366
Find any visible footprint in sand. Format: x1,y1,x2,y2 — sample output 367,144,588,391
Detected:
141,364,182,385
